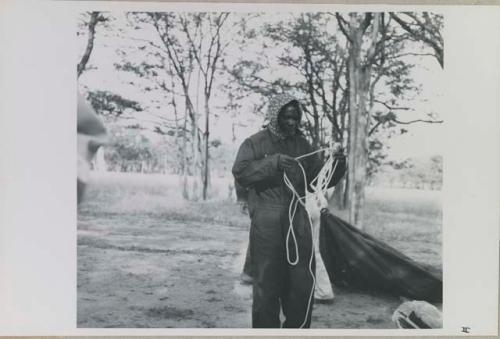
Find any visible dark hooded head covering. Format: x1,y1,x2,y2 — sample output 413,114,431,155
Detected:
266,93,302,139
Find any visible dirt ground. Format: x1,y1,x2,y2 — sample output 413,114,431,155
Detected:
77,172,442,328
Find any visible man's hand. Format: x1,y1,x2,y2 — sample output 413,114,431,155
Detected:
239,201,249,215
331,142,347,168
334,153,347,163
278,154,297,170
331,142,344,155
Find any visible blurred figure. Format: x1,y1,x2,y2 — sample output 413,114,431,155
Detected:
77,91,107,204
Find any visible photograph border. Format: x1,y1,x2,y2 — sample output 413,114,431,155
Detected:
0,0,498,337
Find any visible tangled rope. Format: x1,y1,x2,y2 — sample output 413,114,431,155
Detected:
282,146,341,328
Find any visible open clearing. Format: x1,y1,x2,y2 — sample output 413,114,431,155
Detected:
77,172,442,328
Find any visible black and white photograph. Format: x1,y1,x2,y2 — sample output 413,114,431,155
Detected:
0,0,499,336
76,10,446,329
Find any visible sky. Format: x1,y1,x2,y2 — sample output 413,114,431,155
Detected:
78,11,445,162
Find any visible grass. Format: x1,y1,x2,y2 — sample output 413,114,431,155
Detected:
77,171,442,328
363,187,442,268
79,172,247,228
79,171,442,269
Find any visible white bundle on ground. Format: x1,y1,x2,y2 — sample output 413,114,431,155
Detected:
305,190,334,301
392,300,442,329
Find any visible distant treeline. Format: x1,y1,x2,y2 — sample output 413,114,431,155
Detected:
370,156,442,190
92,127,442,191
91,127,236,178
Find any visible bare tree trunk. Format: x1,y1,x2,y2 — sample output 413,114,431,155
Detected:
347,44,362,227
182,106,189,199
178,13,228,200
346,13,381,228
188,65,201,201
202,95,210,200
191,112,200,201
330,177,346,209
166,58,188,196
343,173,350,208
78,12,103,78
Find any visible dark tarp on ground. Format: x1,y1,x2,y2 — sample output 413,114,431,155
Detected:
319,211,442,303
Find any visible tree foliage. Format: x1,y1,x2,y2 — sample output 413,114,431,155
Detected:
111,12,231,200
77,11,444,212
77,12,109,77
86,90,143,117
389,12,443,68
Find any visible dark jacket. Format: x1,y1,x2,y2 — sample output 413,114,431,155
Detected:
232,94,346,328
232,128,345,212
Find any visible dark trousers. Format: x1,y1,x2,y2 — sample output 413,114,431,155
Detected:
243,231,252,277
250,205,315,328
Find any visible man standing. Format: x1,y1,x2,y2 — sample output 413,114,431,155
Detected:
232,94,346,328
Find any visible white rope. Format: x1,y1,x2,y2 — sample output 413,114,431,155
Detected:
295,147,332,160
282,147,341,328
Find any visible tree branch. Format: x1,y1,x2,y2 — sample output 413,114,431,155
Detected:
389,12,443,68
180,15,206,77
368,120,383,136
361,13,373,34
393,118,443,125
78,12,106,77
388,52,437,59
403,12,442,43
335,13,352,43
374,99,412,111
